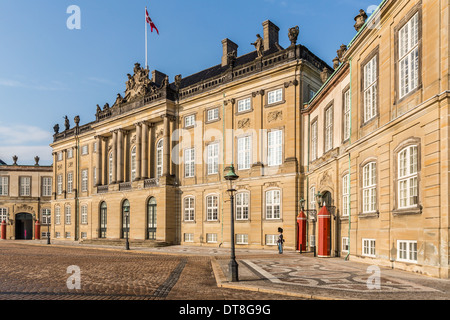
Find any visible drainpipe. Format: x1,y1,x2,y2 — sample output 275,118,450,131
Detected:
345,58,353,261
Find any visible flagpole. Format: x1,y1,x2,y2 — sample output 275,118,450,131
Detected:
145,7,148,70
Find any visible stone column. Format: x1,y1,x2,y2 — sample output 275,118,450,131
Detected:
111,130,117,184
141,121,149,179
95,136,102,186
117,129,124,183
135,123,142,180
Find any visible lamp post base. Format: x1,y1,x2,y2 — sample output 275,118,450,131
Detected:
228,259,239,282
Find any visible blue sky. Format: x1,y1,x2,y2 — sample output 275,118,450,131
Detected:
0,0,377,165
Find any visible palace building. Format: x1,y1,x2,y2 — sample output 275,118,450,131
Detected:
302,0,450,278
48,0,450,279
50,20,330,249
0,156,53,240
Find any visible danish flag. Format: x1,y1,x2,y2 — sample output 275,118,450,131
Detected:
145,8,159,35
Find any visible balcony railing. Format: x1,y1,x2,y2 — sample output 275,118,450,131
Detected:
144,178,159,188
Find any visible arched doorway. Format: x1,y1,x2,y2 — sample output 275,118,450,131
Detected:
147,197,157,240
15,213,33,240
99,202,107,238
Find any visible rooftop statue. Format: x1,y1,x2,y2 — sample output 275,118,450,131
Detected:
251,34,264,58
125,63,153,102
288,26,299,47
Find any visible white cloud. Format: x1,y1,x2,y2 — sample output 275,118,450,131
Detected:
0,78,67,91
0,124,52,146
0,145,53,166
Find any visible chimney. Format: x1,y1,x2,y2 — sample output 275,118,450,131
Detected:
221,38,238,67
262,20,280,52
152,70,167,87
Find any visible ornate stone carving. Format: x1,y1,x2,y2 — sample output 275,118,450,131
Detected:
113,93,125,107
53,124,59,134
337,44,347,63
124,63,152,103
354,9,368,32
321,67,332,83
34,156,40,166
174,74,182,89
227,50,237,67
12,155,18,165
74,115,80,127
237,118,250,129
251,34,264,58
288,26,299,47
268,111,283,123
333,57,340,70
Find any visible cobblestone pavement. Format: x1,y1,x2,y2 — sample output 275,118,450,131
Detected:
0,241,300,301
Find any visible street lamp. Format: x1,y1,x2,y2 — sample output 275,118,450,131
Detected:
124,205,130,250
315,191,323,208
47,211,51,245
299,198,305,210
224,164,239,282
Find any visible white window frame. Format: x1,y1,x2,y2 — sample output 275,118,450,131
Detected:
108,152,113,184
236,234,248,245
342,174,350,216
342,237,349,252
19,177,31,196
397,240,418,263
399,12,419,99
207,108,219,122
65,205,71,225
207,143,219,175
81,205,88,224
156,139,164,178
57,174,63,195
310,186,316,209
55,206,61,225
237,136,251,170
184,148,195,178
237,98,251,113
363,55,378,122
324,106,333,152
268,88,283,104
268,130,282,167
42,177,52,197
235,192,249,220
362,162,377,213
67,172,73,194
184,197,195,222
57,151,63,161
206,233,218,243
265,234,278,246
67,148,73,159
362,238,376,257
42,208,51,225
265,189,281,220
0,208,8,223
343,89,351,141
206,195,219,221
398,145,418,209
184,233,194,242
0,176,9,196
131,146,137,181
81,145,88,155
81,169,88,192
184,114,195,128
311,120,318,161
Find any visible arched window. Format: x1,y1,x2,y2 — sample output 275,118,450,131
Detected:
147,197,157,240
100,202,107,238
131,146,137,181
121,200,130,239
156,139,163,178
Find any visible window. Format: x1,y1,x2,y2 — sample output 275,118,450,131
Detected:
184,197,195,221
185,114,195,128
324,106,333,152
343,89,351,141
236,193,249,220
398,145,418,209
108,152,113,184
206,195,218,221
94,142,97,153
237,136,251,170
42,208,51,225
55,232,61,238
399,13,419,99
237,98,251,113
0,208,7,223
81,169,88,192
184,233,194,242
363,55,378,122
81,145,88,155
266,190,281,219
131,146,137,181
57,174,63,195
55,207,61,225
19,177,31,196
362,238,376,257
268,89,283,104
342,237,349,252
81,205,88,224
268,130,282,166
156,139,164,178
184,148,195,178
57,152,63,161
42,177,52,197
207,143,219,175
311,120,318,161
65,205,71,225
236,234,248,245
397,240,418,263
65,232,71,239
0,176,9,196
207,108,219,122
265,234,278,246
206,233,217,243
309,186,316,209
362,162,377,213
309,89,316,100
67,172,73,194
67,148,73,159
342,174,349,216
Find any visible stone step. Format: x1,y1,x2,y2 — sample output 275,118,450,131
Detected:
80,238,171,248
